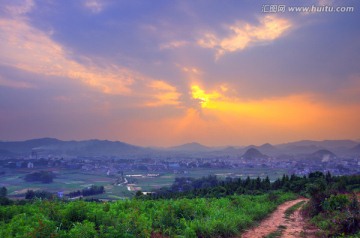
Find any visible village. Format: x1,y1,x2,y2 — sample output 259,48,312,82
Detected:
1,149,359,180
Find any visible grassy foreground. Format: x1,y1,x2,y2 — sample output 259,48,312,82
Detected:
0,192,296,238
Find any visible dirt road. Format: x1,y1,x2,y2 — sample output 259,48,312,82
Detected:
240,198,316,238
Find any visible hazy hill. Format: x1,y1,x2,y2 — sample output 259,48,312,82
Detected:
280,144,322,154
259,143,276,150
278,140,357,148
0,138,145,157
0,138,62,155
45,139,145,157
241,148,268,160
349,144,360,154
239,143,278,156
276,140,357,155
222,146,241,153
168,142,212,152
257,143,278,155
303,149,337,162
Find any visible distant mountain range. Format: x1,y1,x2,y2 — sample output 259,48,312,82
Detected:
0,138,358,158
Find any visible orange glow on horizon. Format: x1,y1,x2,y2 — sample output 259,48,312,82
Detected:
189,84,360,129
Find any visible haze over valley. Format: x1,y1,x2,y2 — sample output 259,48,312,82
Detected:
0,137,359,200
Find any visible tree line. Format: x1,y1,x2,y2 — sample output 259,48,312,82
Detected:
137,171,360,200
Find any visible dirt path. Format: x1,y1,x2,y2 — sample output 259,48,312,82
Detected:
240,198,315,238
282,200,317,238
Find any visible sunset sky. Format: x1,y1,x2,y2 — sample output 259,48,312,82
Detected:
0,0,359,146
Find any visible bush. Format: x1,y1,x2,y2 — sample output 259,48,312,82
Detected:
310,192,360,236
322,194,349,211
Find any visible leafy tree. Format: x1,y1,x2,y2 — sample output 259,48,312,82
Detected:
308,171,324,179
0,187,12,206
0,187,7,197
262,176,271,191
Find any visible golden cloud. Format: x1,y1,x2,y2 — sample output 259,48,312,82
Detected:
198,15,292,58
144,80,181,107
0,18,136,94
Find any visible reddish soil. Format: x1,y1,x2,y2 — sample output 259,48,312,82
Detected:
282,202,317,238
240,198,317,238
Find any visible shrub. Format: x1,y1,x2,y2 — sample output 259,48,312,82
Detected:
322,194,349,211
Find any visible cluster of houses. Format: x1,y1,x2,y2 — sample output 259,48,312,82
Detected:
0,151,359,178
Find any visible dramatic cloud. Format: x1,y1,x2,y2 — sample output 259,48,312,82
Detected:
198,15,292,58
0,1,180,103
0,0,359,146
0,18,136,94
